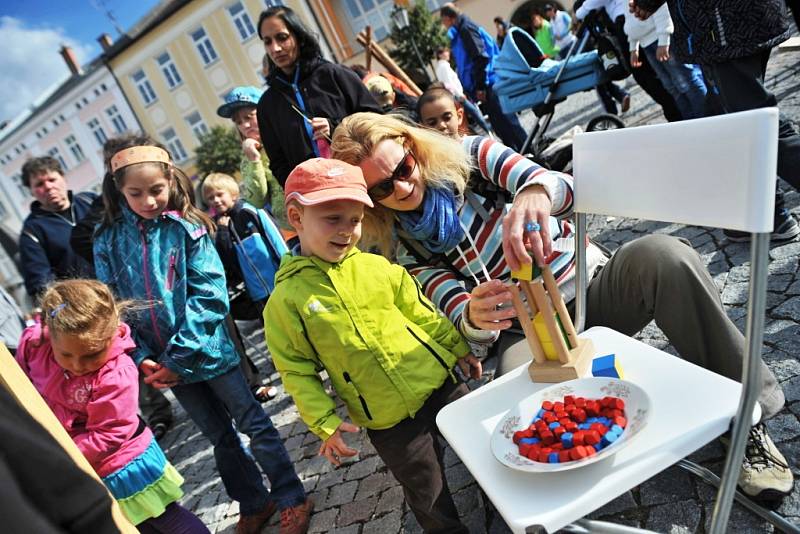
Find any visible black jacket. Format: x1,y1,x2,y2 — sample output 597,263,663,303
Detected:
213,199,266,291
258,57,383,186
19,191,96,298
635,0,791,64
0,386,118,534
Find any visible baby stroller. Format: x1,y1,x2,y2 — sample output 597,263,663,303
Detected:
494,24,625,168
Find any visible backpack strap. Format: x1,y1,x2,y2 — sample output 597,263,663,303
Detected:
396,229,475,288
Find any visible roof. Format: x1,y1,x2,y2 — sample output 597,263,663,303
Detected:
104,0,194,60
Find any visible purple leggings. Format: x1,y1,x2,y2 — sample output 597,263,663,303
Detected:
137,502,209,534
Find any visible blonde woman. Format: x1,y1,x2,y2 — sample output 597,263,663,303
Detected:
330,112,792,503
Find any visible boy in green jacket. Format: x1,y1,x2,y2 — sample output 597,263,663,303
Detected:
265,158,482,533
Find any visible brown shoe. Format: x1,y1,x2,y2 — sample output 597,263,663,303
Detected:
236,501,277,534
279,498,313,534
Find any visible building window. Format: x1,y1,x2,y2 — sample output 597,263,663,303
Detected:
157,52,183,89
264,0,284,6
132,69,157,105
101,83,107,91
162,128,188,162
94,88,101,96
65,135,86,163
191,27,218,66
342,0,395,41
0,197,6,219
186,112,209,139
47,147,68,171
76,102,82,110
228,2,257,40
106,105,128,133
88,118,108,146
12,173,28,196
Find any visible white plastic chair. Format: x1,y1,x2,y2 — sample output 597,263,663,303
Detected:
436,108,799,533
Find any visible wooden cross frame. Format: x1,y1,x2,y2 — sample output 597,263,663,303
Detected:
507,264,595,382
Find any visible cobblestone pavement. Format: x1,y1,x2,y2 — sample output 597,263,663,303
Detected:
157,44,800,533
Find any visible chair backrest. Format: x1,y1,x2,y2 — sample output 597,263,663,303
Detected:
573,108,779,232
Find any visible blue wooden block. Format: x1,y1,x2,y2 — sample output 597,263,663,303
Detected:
592,353,624,378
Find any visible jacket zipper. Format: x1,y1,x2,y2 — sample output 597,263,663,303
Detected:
406,326,449,372
139,222,166,350
166,251,176,291
343,371,372,420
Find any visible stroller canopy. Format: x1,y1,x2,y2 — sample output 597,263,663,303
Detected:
494,27,606,114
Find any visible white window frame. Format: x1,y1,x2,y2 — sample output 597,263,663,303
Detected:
190,27,219,66
47,147,68,171
106,105,128,134
186,111,209,139
343,0,395,41
157,52,183,89
88,117,108,146
162,128,188,162
64,134,86,163
228,2,257,41
132,69,157,105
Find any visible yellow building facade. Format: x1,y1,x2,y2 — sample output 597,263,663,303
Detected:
106,0,322,177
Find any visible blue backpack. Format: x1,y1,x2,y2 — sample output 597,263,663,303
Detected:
228,205,288,302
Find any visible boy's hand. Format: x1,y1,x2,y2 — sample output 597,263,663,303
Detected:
656,45,669,62
630,49,642,68
458,354,483,380
319,422,360,466
242,138,262,161
218,215,230,227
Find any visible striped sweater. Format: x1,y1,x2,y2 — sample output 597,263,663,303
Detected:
397,135,607,342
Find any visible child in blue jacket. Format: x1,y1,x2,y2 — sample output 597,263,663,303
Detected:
93,135,312,534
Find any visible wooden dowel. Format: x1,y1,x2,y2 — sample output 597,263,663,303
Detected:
507,282,547,364
356,31,423,96
364,26,373,71
519,280,539,316
541,265,579,349
530,281,571,363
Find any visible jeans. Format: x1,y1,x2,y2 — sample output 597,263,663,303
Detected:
458,96,493,134
596,82,629,115
642,42,707,119
482,86,528,152
171,368,305,515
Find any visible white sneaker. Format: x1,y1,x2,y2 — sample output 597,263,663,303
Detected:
735,423,794,501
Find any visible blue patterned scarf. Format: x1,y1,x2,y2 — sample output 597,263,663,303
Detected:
396,187,464,254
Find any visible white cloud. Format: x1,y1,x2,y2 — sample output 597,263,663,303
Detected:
0,16,95,124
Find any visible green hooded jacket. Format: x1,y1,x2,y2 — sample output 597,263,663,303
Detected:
265,248,471,440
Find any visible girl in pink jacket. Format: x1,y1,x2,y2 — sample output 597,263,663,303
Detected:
16,279,208,533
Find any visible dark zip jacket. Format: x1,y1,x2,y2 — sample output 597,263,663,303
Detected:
634,0,791,64
19,191,97,298
257,56,383,186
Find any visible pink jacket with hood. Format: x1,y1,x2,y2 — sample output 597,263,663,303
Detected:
16,321,153,478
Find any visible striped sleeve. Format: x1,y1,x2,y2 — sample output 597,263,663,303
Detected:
463,135,574,217
396,242,496,343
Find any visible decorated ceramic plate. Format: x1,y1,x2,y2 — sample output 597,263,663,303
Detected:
490,377,650,473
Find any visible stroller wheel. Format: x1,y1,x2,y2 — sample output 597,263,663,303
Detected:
586,114,625,132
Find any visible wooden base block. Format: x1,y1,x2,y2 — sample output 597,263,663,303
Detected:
527,338,595,383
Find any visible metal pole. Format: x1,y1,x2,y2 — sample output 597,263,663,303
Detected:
408,35,430,84
574,212,588,333
709,231,770,533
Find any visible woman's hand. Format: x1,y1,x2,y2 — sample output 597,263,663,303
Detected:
630,49,642,68
656,45,670,62
466,279,516,331
141,359,181,389
242,138,262,162
502,184,553,272
311,117,331,140
319,421,360,466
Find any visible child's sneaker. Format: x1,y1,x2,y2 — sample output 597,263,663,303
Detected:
279,498,313,534
236,501,277,534
722,423,794,501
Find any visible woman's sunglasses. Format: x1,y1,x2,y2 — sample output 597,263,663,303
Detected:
367,150,417,201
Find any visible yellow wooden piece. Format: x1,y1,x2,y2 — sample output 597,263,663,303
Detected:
0,343,137,533
511,262,533,281
529,281,571,362
541,265,579,349
506,283,547,364
533,311,565,361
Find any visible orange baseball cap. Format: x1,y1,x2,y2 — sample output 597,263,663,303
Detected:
285,158,374,207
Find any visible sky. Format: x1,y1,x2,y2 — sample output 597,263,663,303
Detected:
0,0,162,124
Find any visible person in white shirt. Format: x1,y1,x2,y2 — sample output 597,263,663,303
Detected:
624,4,707,119
434,47,494,134
543,3,576,59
